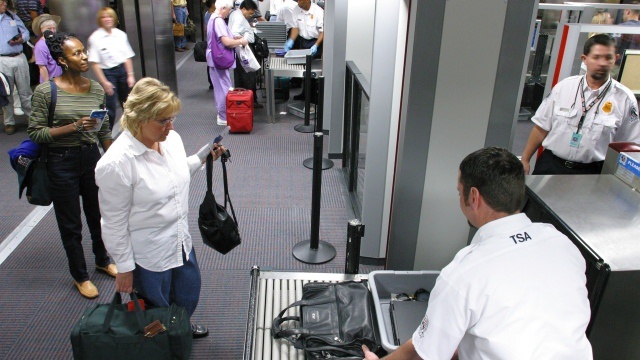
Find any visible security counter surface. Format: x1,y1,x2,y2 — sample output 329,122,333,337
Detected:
526,174,640,271
524,174,640,359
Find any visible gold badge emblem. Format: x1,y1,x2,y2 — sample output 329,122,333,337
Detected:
310,14,314,20
602,101,613,114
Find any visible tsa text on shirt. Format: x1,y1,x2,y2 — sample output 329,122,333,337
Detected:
510,232,532,244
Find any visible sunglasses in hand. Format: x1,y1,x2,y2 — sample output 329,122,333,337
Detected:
394,288,430,302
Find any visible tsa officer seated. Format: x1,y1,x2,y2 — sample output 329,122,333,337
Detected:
363,147,593,360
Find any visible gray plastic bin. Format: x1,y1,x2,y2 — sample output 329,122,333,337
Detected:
369,270,440,352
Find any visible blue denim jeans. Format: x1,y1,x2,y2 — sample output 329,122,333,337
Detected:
47,143,110,282
102,64,131,130
174,6,187,49
133,248,201,317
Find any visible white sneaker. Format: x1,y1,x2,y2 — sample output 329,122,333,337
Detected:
216,116,227,126
14,107,24,116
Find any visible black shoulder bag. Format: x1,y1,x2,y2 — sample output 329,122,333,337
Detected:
194,41,207,62
26,80,57,206
254,34,269,59
198,153,241,254
272,281,380,359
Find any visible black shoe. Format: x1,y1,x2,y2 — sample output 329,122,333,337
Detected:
293,92,305,101
254,101,264,109
191,323,209,339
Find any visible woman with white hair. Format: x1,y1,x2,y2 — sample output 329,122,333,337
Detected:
207,0,248,126
32,14,62,83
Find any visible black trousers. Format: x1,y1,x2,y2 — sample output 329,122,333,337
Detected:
532,149,604,175
48,144,111,282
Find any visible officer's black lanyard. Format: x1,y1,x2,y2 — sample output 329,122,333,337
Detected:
573,77,612,134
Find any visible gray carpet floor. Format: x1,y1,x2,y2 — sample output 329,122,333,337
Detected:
0,47,382,359
0,45,539,359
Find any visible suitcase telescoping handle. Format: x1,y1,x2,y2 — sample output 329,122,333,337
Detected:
101,292,147,334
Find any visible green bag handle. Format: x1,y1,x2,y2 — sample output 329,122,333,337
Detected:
101,292,147,334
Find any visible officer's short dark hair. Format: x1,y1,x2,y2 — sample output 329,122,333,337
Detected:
583,33,616,55
459,147,525,214
240,0,258,10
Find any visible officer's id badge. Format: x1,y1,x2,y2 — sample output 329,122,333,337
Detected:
602,101,613,114
629,105,639,123
570,132,582,148
418,315,429,339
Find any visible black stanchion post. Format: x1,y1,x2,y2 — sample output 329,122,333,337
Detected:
292,132,336,264
294,54,315,133
303,76,334,170
345,220,365,274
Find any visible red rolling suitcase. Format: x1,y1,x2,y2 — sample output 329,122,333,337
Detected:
226,88,253,133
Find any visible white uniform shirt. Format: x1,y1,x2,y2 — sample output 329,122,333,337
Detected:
532,75,640,163
276,0,298,31
95,130,203,273
270,0,286,17
412,213,592,360
87,27,135,69
229,8,255,43
289,3,323,40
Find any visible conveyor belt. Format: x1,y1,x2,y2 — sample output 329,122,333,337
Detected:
244,268,367,360
268,57,305,72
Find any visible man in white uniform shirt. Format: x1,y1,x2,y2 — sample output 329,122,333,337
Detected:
521,34,640,175
282,0,322,101
363,147,592,360
282,0,323,58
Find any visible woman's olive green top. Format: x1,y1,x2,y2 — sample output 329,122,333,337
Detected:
27,80,112,147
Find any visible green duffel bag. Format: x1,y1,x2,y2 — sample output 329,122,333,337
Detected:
70,292,192,360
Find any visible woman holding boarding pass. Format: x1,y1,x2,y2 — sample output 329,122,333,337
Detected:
27,31,116,300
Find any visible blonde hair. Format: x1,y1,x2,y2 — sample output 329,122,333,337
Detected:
589,11,611,38
96,7,118,28
120,78,181,137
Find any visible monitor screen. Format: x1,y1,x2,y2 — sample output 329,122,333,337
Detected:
618,49,640,96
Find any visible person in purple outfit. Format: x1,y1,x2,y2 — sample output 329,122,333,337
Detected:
32,13,61,83
207,0,248,126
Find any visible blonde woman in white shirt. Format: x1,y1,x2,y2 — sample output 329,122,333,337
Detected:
95,78,226,339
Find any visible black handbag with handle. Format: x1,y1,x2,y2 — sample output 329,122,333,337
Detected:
26,80,57,206
272,281,380,359
198,152,241,254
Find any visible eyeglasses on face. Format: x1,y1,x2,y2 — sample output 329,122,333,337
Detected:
154,116,176,126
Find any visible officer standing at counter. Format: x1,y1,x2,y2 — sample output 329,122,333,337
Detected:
282,0,323,58
521,34,640,175
363,147,592,360
282,0,323,101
